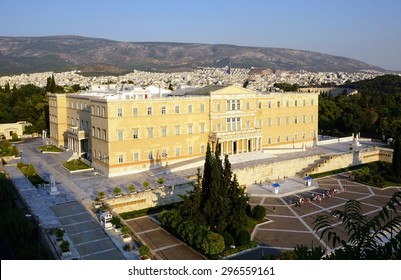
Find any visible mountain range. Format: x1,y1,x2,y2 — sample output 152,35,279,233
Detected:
0,35,385,75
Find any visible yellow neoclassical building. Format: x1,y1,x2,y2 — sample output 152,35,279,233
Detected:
48,85,318,177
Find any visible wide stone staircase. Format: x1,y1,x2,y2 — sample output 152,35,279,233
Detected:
297,154,334,178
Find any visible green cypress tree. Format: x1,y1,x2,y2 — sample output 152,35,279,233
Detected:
50,74,56,93
4,82,11,93
201,143,213,207
392,136,401,177
226,174,249,233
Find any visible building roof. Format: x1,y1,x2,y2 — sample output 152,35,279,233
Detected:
184,85,226,96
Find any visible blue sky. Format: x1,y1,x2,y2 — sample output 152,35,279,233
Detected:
1,0,401,70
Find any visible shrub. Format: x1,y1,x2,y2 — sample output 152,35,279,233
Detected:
223,232,235,248
60,240,70,252
236,229,250,246
157,177,165,185
128,184,136,193
252,205,266,220
25,163,37,177
113,187,122,196
372,174,384,188
55,228,64,239
11,133,19,141
139,245,150,257
143,181,150,189
97,191,106,199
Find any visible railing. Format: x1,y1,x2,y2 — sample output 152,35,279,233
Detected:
67,127,89,139
210,128,263,141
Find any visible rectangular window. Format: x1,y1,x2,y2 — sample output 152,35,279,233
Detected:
267,118,272,127
133,129,139,139
133,152,139,162
91,105,95,114
286,116,290,125
97,106,100,116
175,105,180,114
277,101,281,108
175,147,180,156
226,100,230,111
258,119,262,127
102,107,105,117
216,103,221,112
92,126,95,136
286,100,290,107
303,115,306,123
246,102,250,110
285,134,290,141
118,154,124,163
147,127,153,138
303,99,306,106
188,146,193,155
133,107,138,116
200,103,205,112
102,129,107,141
311,131,315,139
295,100,298,107
147,106,152,116
227,118,231,132
311,99,314,106
200,144,205,154
259,101,263,109
267,137,272,144
162,149,168,158
175,125,180,135
97,128,100,138
217,123,221,132
294,116,298,124
276,135,281,143
117,107,123,117
246,120,250,129
161,106,166,115
200,123,205,133
277,117,281,126
294,133,298,141
148,151,153,160
161,126,167,137
302,132,306,139
231,101,236,111
236,100,241,110
236,117,241,130
188,124,193,134
188,104,193,113
117,130,124,141
268,101,271,108
311,115,314,123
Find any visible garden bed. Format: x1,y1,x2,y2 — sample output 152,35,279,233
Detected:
37,145,63,153
63,159,93,173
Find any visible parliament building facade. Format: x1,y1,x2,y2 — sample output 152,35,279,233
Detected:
48,85,318,177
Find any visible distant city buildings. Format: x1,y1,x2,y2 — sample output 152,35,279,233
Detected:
48,85,318,177
0,68,393,93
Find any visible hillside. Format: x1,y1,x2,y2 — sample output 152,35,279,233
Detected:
0,35,385,75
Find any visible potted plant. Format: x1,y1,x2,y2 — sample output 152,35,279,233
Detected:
157,177,165,188
60,240,71,257
113,187,122,197
55,228,64,245
112,216,122,232
139,245,151,260
143,181,151,191
97,191,106,200
120,225,132,242
128,184,136,194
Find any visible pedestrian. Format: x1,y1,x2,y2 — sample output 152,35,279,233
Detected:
273,206,276,213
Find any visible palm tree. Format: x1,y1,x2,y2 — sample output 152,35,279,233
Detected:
314,191,401,259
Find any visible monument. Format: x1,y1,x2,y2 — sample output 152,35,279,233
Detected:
48,175,60,196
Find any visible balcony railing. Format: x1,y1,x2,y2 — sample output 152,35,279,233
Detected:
67,126,89,139
210,128,262,141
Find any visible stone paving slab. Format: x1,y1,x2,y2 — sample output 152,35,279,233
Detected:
157,244,205,260
59,213,92,224
69,230,109,245
126,217,160,232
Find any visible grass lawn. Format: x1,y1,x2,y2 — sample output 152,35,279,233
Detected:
245,215,265,234
37,145,63,152
63,159,91,171
17,163,47,186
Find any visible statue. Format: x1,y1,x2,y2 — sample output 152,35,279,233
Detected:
48,175,60,195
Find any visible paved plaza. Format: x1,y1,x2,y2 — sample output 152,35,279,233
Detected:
233,173,401,259
4,137,400,259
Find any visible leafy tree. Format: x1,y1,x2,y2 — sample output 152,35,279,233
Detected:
314,191,401,259
252,205,266,220
113,187,122,196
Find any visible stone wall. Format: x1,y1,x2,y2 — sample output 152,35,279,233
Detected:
234,154,323,185
105,183,193,213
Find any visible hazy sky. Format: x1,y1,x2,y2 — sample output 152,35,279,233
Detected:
1,0,401,70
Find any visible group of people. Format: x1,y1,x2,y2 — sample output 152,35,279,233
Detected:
290,188,339,207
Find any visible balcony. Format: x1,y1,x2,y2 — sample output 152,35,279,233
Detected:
210,128,262,142
67,127,89,140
